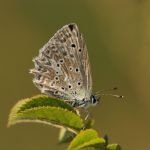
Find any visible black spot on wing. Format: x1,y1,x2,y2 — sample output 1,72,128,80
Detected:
68,24,74,31
71,44,76,48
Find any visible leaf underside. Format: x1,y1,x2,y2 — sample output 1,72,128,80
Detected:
59,128,76,144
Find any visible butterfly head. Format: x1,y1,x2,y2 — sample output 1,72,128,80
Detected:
90,95,100,106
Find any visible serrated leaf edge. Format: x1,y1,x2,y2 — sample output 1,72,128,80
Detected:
8,95,76,126
8,106,84,134
68,129,105,150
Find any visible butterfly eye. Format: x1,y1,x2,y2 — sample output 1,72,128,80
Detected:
91,95,97,105
92,98,96,104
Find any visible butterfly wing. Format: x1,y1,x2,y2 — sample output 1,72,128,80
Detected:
30,23,92,101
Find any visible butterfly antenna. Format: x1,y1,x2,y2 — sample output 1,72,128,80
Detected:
95,93,124,99
95,87,118,94
95,87,124,99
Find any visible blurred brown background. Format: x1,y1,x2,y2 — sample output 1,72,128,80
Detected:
0,0,150,150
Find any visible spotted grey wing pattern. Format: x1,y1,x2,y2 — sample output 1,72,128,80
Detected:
30,23,92,101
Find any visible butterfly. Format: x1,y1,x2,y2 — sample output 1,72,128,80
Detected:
30,23,122,109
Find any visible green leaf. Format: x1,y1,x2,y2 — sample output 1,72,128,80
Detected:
14,95,75,113
8,95,84,132
68,129,105,150
106,144,122,150
59,128,76,144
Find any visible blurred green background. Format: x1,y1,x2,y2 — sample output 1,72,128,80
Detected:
0,0,150,150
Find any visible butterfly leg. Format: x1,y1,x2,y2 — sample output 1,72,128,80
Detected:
79,108,94,130
64,99,79,107
84,108,90,120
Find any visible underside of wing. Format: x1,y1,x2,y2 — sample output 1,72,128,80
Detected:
30,23,92,101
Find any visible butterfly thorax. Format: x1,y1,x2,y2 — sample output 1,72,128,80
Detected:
71,95,99,108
